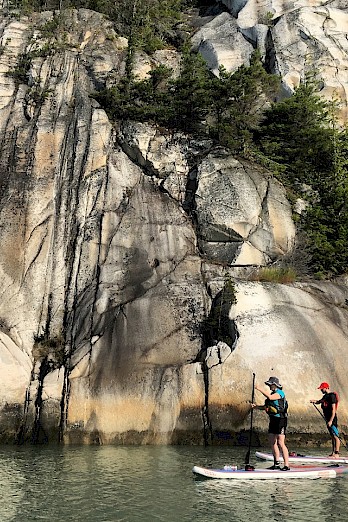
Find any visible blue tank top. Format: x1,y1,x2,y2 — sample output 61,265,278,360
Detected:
265,389,286,417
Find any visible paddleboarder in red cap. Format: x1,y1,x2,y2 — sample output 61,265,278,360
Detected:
310,382,340,457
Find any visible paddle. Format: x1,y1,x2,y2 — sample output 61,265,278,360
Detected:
312,403,348,451
245,372,256,470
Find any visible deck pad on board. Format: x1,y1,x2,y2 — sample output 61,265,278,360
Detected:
255,451,348,465
192,464,348,480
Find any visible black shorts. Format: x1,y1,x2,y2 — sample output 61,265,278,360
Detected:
326,415,339,434
268,416,287,435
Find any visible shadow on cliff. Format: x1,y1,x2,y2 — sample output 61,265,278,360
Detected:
194,275,240,445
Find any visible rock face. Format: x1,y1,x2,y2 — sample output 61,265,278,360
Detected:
0,5,346,445
191,12,255,76
210,1,348,119
195,153,295,266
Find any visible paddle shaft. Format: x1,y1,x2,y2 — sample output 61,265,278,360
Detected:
312,403,344,443
245,373,256,465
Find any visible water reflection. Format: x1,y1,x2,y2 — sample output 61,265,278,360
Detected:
0,450,25,521
193,475,347,522
0,445,347,522
319,477,348,522
191,449,348,522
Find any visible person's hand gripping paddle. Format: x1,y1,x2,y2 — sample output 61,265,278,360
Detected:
312,402,348,450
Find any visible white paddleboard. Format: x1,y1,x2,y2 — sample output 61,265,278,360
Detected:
192,464,348,480
256,451,348,465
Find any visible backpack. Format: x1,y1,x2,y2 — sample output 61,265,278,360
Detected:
322,391,339,411
265,397,288,417
277,397,288,417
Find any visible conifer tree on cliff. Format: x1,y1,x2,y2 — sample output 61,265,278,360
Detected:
256,75,348,277
210,50,279,154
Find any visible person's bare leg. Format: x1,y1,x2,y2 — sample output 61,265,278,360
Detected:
329,434,335,456
277,434,289,467
333,435,340,457
329,434,340,456
269,434,280,465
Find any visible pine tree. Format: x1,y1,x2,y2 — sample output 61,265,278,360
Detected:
209,51,279,154
169,47,212,132
257,76,348,277
256,76,334,184
303,124,348,276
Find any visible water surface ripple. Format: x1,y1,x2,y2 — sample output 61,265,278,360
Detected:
0,445,347,521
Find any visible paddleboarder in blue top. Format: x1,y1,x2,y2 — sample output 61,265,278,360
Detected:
310,382,340,458
252,376,290,470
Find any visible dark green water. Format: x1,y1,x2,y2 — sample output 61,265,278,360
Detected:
0,445,347,521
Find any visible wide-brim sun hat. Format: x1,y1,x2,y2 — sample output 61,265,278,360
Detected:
264,376,282,389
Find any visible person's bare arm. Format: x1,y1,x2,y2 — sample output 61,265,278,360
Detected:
251,403,266,410
327,402,337,427
255,384,281,400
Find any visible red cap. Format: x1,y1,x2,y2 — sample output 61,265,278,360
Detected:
318,382,330,389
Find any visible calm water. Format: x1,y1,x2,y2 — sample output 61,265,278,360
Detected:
0,445,347,521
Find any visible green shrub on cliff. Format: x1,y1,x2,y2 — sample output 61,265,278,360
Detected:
168,46,212,131
255,77,334,185
249,267,297,283
94,47,211,131
256,78,348,277
209,51,279,154
302,126,348,276
95,49,278,138
94,66,175,123
13,0,194,52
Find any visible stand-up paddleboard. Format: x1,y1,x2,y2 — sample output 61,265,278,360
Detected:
256,451,348,465
192,464,348,480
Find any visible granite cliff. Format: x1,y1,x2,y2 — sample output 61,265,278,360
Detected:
0,1,347,445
